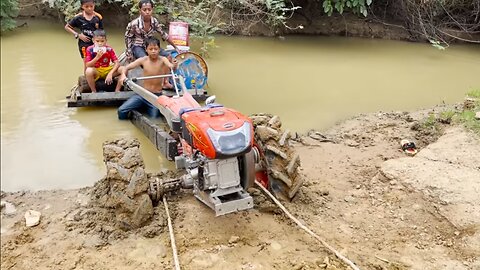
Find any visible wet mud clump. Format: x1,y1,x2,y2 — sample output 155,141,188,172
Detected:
91,139,154,230
65,139,184,244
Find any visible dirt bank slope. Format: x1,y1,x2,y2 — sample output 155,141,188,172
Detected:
292,110,479,269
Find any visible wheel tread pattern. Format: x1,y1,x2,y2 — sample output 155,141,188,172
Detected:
250,113,304,199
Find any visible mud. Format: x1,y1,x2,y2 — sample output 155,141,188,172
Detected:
64,139,184,244
91,139,154,230
1,104,480,270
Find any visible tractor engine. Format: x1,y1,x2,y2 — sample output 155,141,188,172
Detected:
174,105,255,216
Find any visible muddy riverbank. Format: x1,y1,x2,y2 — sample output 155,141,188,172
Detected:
2,102,479,270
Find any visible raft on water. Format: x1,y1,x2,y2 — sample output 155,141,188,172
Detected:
66,82,207,107
66,51,209,107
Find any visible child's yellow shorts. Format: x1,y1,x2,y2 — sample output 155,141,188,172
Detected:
95,66,113,81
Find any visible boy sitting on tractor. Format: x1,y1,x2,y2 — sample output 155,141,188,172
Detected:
117,37,177,119
84,29,122,93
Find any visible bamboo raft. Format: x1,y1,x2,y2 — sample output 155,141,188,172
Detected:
66,83,207,107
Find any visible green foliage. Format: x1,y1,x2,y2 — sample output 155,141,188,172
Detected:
322,0,372,17
44,0,135,20
464,89,480,133
1,0,19,32
467,89,480,99
457,110,480,134
265,0,288,27
47,0,295,30
45,0,221,55
423,90,480,135
173,0,222,56
423,113,438,129
439,110,455,124
45,0,298,54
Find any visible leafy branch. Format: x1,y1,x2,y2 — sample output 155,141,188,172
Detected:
1,0,19,32
322,0,373,17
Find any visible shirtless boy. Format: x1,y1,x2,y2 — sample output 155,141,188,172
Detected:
117,37,176,120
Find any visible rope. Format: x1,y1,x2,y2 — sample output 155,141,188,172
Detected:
163,196,181,270
68,84,78,100
254,181,361,270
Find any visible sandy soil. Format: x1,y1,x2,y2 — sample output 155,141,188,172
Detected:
1,105,479,270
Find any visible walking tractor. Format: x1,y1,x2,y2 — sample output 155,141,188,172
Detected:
124,53,304,216
66,20,304,216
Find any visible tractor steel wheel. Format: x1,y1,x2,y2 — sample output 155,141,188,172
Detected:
250,113,304,200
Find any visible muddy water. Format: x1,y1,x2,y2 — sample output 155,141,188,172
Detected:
1,20,479,191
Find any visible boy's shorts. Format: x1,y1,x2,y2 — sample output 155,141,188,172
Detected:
95,66,113,81
79,46,87,58
79,43,93,58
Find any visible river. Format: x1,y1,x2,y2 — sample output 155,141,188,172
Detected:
1,20,479,191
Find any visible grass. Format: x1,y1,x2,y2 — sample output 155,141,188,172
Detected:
421,89,480,135
461,89,480,134
466,89,480,99
439,110,455,124
423,113,437,128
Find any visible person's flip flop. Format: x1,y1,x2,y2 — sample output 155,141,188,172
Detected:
400,139,417,156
